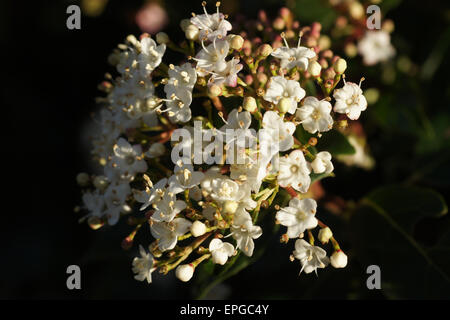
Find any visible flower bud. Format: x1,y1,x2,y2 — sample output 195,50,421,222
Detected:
223,200,238,214
229,35,244,50
311,157,326,174
334,58,347,74
208,84,222,97
344,43,357,58
318,35,331,50
243,96,257,113
93,175,109,190
156,32,169,44
76,172,90,187
185,24,199,40
349,2,364,20
256,72,268,85
190,220,207,237
258,44,273,57
308,61,322,77
330,250,348,268
175,264,194,282
318,227,333,244
180,19,191,32
273,17,285,30
323,67,336,80
277,97,292,114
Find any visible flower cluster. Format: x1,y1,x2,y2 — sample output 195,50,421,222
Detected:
77,3,369,284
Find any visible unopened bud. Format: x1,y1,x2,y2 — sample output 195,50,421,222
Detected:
344,43,357,58
318,227,333,244
176,264,195,282
349,2,364,20
318,35,331,50
243,96,258,113
323,67,336,80
185,25,199,40
180,19,191,32
278,97,292,114
308,61,322,77
258,44,273,57
273,17,285,30
223,200,238,214
76,172,90,187
230,35,244,50
256,72,268,85
330,250,348,268
208,84,222,97
334,58,347,74
156,32,169,44
190,221,207,237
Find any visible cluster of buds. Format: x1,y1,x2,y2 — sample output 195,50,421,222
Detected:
76,3,366,286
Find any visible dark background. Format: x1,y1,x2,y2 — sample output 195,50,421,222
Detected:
2,0,449,299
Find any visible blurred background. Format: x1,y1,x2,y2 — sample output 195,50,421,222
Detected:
2,0,449,299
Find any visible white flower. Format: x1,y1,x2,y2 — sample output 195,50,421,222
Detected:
167,63,197,92
146,142,166,158
111,138,148,180
263,76,305,114
163,86,193,123
219,108,256,148
109,74,159,128
150,218,192,251
190,3,232,41
82,190,105,218
357,30,395,66
261,111,296,155
116,49,138,75
200,167,224,196
134,178,167,211
310,151,333,174
151,192,186,222
209,57,243,87
296,97,333,134
333,81,367,120
231,219,262,257
132,245,154,283
209,239,235,265
210,177,240,203
276,198,318,238
293,239,330,274
138,37,166,77
195,39,229,76
103,182,131,225
168,163,205,194
230,151,267,193
277,150,311,193
272,45,316,70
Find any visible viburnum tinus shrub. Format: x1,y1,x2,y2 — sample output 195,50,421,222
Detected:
77,2,368,285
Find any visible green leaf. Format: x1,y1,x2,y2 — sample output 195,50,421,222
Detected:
316,130,356,156
350,185,450,298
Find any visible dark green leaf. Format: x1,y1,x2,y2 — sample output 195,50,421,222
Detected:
351,185,450,298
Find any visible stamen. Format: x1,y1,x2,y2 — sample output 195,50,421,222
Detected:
297,31,303,48
280,32,289,48
359,77,365,87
